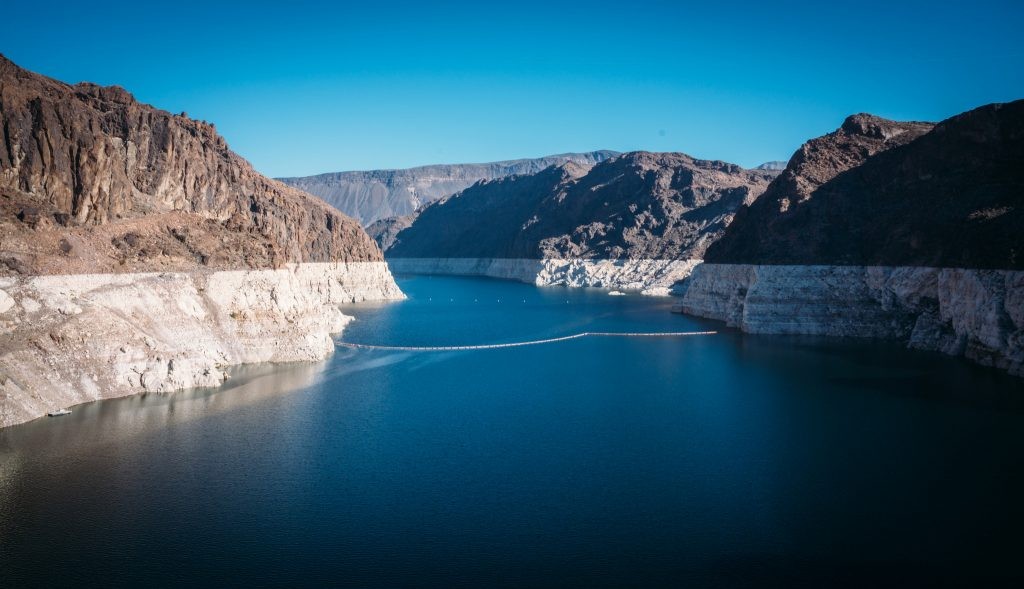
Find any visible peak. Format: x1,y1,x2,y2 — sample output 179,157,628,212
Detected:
839,113,933,140
841,113,899,136
617,151,695,164
555,160,593,178
73,82,138,105
0,53,21,76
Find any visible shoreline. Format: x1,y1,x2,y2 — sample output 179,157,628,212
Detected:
0,262,404,428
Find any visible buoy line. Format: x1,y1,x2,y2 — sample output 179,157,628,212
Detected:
338,331,717,352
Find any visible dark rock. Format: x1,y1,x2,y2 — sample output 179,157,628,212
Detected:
705,100,1024,269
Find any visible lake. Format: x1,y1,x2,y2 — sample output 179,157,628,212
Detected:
2,274,1023,586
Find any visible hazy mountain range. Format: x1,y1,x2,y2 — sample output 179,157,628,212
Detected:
278,151,620,225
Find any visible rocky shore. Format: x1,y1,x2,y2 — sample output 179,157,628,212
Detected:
387,257,700,295
0,262,402,427
676,264,1023,376
0,55,406,426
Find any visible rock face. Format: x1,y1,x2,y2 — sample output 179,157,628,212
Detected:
277,151,619,225
379,152,778,293
0,55,403,426
387,258,703,296
680,100,1024,376
706,104,1024,268
0,53,383,275
676,264,1024,376
0,263,401,427
366,213,415,252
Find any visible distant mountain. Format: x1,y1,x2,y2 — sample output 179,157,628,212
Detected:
379,152,778,260
753,161,788,171
278,151,619,225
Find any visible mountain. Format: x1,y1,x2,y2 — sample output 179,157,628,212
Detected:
0,55,401,427
277,150,619,225
706,105,1022,268
0,54,382,275
678,101,1024,377
379,152,779,292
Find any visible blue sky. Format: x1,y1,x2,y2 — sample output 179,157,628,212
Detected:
5,0,1023,176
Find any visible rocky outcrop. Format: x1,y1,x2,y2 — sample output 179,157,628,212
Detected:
381,152,778,292
278,151,619,225
676,264,1024,376
0,56,404,426
366,213,415,251
678,100,1024,376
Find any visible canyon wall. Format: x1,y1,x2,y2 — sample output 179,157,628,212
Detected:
676,264,1023,376
0,262,402,427
377,152,778,293
0,55,404,426
388,257,702,295
677,101,1023,375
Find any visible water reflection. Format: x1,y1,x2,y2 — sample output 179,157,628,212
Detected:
0,361,327,468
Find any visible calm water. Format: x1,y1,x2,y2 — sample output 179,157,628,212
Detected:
2,274,1023,587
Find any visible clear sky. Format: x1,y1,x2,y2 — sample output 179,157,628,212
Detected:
4,0,1023,177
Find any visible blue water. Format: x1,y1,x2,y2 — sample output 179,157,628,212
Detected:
2,274,1024,587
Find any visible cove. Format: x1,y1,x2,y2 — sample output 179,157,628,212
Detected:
2,274,1023,586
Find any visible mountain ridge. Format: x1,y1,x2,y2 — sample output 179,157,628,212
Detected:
278,150,620,225
378,150,779,261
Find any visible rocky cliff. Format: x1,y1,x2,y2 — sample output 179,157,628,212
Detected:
277,151,619,225
0,54,383,275
0,55,403,426
679,101,1024,376
379,152,778,293
0,262,402,427
704,105,1024,267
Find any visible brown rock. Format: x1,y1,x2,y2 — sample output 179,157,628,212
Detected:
0,54,382,275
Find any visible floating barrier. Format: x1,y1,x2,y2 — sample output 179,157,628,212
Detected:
338,331,717,352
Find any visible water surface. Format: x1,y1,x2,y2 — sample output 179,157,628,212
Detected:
2,275,1023,586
